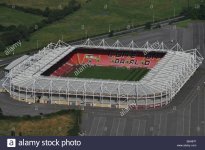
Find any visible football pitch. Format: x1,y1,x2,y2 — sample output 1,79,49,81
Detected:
67,66,150,81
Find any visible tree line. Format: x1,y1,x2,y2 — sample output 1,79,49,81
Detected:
182,4,205,20
1,1,205,54
0,0,81,52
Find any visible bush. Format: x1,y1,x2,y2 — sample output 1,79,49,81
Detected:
43,7,50,17
145,22,151,29
46,0,81,22
16,25,29,40
108,30,114,37
11,130,15,136
19,132,22,136
198,5,205,19
1,25,30,46
0,107,3,116
0,25,6,32
182,4,205,20
67,110,81,136
0,41,6,52
1,31,22,46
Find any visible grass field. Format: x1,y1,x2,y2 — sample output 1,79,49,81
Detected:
3,0,197,56
0,6,45,27
0,110,81,136
176,19,205,28
0,0,86,10
67,66,150,81
0,0,198,57
176,19,192,28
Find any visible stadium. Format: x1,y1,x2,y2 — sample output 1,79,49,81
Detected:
2,39,204,109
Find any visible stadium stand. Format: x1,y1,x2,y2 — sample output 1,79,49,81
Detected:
42,48,166,77
2,40,203,109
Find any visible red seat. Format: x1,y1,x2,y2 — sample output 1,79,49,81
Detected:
50,49,164,77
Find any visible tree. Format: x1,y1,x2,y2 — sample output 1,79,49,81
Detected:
198,5,205,19
16,25,29,40
6,25,16,31
0,41,5,52
145,22,151,29
108,30,114,37
2,31,22,46
43,7,50,17
0,25,6,32
19,132,22,136
0,107,3,116
182,4,205,20
11,130,15,136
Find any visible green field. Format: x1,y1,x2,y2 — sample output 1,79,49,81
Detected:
67,66,150,81
176,19,192,28
176,19,205,28
0,6,44,27
5,0,198,56
0,0,86,10
0,0,199,57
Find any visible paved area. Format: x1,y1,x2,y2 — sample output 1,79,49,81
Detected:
81,69,205,136
0,92,70,116
81,22,205,136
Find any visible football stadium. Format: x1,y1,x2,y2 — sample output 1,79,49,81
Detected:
2,39,204,109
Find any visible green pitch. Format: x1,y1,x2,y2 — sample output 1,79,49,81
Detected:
67,66,150,81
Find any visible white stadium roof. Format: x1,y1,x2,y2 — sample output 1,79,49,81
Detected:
2,39,203,100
